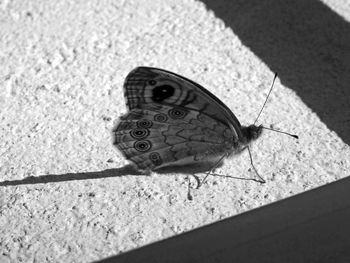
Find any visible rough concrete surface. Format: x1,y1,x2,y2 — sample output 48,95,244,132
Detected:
0,0,349,262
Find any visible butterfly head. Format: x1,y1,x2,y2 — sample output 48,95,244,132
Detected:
241,125,263,145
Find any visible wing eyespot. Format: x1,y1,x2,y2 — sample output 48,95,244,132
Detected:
149,152,163,166
152,85,175,102
148,79,157,85
134,140,152,152
154,113,168,122
168,108,188,119
130,128,149,140
137,119,153,128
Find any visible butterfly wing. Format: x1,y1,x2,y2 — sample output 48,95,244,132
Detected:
113,104,235,171
123,67,243,140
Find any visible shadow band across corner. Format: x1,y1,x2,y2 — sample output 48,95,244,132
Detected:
96,176,350,263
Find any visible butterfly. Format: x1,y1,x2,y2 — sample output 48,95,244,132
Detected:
112,67,297,188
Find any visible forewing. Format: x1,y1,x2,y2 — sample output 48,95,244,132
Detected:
123,67,242,139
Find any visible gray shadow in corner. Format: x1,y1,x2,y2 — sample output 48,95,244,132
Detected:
95,176,350,263
202,0,350,145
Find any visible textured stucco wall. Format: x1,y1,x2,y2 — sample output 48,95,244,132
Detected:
0,0,349,262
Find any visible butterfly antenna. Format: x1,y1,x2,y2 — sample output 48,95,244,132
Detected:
253,72,278,125
262,126,298,139
252,72,299,139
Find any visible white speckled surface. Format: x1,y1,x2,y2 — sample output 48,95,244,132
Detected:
0,0,349,262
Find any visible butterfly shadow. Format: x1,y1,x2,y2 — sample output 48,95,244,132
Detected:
0,164,145,187
0,162,255,188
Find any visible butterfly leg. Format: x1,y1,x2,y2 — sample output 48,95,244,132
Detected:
199,153,228,187
186,175,193,201
191,174,201,189
186,174,201,200
197,148,266,185
246,146,266,184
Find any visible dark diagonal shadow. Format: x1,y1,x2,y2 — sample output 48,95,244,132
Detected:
95,176,350,263
0,164,145,186
202,0,350,144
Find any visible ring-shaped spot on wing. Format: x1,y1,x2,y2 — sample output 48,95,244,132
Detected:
149,152,163,166
134,140,152,152
168,107,188,119
130,128,150,140
137,119,153,129
148,79,157,86
154,113,168,123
